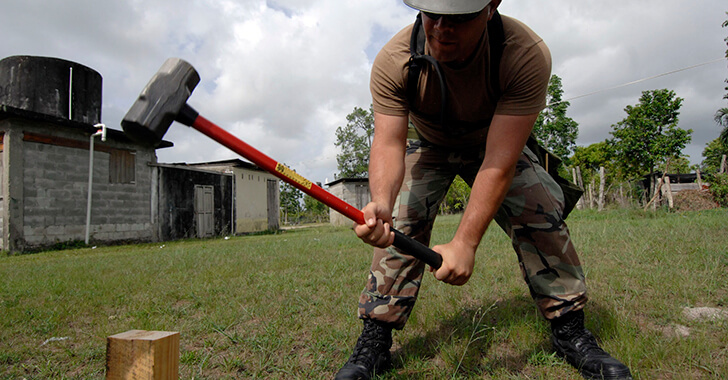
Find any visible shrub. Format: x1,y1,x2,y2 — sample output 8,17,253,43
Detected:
710,173,728,207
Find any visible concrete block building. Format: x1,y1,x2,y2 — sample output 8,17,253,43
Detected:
326,177,370,227
187,159,280,233
0,55,165,252
153,163,234,241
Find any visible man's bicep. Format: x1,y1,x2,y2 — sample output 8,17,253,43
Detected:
373,112,409,148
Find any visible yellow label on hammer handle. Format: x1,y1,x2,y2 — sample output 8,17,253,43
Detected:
275,162,313,190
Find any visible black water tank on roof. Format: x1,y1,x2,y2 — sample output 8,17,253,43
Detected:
0,55,102,124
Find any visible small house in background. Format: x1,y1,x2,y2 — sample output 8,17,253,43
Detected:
326,177,370,226
186,159,279,233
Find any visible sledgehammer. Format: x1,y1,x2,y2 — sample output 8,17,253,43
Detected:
122,58,443,269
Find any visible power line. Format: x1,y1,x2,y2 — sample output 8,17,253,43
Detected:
300,57,726,173
549,57,725,106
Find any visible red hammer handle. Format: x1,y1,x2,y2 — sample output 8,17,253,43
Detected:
181,106,443,269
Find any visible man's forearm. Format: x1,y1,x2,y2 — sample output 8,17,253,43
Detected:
368,113,408,213
368,145,405,212
452,113,536,250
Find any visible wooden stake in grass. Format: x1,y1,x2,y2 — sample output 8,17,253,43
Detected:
663,175,674,209
696,169,703,189
106,330,180,380
598,166,606,211
644,158,671,211
574,166,585,210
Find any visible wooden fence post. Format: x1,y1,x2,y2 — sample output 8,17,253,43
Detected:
696,169,703,189
589,178,596,209
573,167,585,210
663,175,674,209
598,167,605,211
106,330,179,380
721,154,727,174
644,172,670,211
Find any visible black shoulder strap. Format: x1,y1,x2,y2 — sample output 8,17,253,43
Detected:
406,11,506,126
486,11,505,102
409,12,426,58
407,13,449,127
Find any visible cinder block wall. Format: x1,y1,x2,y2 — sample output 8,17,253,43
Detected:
328,180,371,227
17,121,155,248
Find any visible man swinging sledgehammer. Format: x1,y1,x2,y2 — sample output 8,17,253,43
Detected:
335,1,633,379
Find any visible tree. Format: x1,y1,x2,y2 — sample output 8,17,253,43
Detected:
717,108,728,144
656,155,693,174
302,194,328,223
701,137,728,173
532,75,579,162
335,106,374,179
280,181,302,224
609,89,692,183
571,141,614,174
442,176,471,214
571,141,617,184
716,12,728,144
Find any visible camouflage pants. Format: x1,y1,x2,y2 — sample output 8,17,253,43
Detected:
358,139,588,329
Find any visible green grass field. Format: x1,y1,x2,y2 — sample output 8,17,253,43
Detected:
1,209,727,379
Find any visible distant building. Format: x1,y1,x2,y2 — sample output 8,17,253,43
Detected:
186,159,279,233
326,177,370,227
152,163,234,241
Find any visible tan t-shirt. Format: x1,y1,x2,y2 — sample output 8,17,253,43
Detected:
370,14,551,147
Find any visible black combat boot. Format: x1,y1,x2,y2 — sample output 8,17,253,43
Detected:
551,310,633,380
334,319,393,380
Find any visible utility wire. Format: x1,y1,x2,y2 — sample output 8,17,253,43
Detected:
303,58,725,175
549,57,725,106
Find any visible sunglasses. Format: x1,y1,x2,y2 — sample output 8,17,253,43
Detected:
422,9,483,24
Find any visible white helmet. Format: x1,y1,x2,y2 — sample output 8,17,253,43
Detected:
403,0,492,14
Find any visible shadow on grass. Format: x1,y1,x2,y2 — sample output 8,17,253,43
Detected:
390,296,620,378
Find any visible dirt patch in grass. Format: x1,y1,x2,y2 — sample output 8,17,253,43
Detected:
672,190,719,211
486,340,530,372
682,306,728,322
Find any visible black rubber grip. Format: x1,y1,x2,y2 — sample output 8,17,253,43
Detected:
392,228,442,269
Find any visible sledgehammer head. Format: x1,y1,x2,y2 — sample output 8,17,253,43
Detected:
121,58,200,147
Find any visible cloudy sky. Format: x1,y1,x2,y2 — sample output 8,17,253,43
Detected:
1,0,726,183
